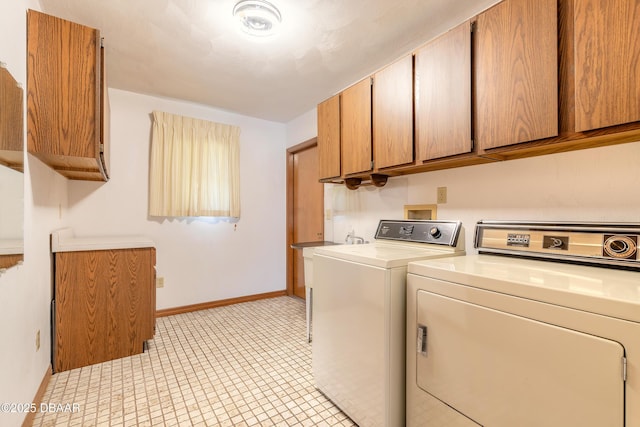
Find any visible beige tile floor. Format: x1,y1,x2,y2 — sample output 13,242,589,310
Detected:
32,296,357,426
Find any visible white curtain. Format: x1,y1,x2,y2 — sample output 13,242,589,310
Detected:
149,111,241,218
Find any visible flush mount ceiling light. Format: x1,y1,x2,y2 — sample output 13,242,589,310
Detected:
233,0,282,37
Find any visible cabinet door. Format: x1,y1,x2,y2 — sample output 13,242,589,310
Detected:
54,248,155,372
416,289,625,427
574,0,640,131
317,94,341,180
0,67,23,170
373,55,414,169
27,10,107,181
341,78,372,176
415,21,472,161
475,0,558,150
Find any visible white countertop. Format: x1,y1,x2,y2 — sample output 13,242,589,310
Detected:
0,239,23,255
51,228,155,253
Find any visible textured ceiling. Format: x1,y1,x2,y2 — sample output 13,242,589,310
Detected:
38,0,500,123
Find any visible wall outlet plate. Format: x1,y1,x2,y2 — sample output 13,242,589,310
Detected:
437,187,447,204
156,277,165,288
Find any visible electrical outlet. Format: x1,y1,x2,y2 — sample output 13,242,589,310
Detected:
36,330,40,351
156,277,165,288
437,187,447,204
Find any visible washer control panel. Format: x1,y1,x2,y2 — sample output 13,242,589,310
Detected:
475,221,640,269
375,220,462,246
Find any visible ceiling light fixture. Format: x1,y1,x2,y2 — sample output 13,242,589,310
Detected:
233,0,282,37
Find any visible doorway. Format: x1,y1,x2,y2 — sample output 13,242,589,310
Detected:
286,138,324,299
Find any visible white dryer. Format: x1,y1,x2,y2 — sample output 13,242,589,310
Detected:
407,221,640,427
312,220,465,427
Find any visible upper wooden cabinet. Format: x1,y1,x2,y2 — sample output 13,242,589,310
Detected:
0,66,24,171
27,10,109,181
474,0,558,151
415,21,472,161
316,0,640,186
573,0,640,132
341,77,372,176
373,55,414,169
317,94,341,180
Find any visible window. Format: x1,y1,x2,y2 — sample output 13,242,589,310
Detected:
149,111,240,218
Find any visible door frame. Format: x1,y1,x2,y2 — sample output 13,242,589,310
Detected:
286,137,320,296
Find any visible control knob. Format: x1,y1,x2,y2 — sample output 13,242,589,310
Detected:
604,235,637,259
429,226,441,239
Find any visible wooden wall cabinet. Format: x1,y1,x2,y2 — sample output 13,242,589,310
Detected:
317,0,640,186
477,0,640,160
317,94,341,180
316,56,413,186
475,0,559,152
0,66,24,171
27,9,109,181
341,77,373,176
415,21,473,161
573,0,640,132
53,246,156,372
373,55,414,170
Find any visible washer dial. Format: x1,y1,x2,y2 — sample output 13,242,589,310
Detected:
603,235,637,259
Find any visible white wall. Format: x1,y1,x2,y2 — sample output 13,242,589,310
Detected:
286,108,317,148
65,89,288,309
287,108,640,249
329,142,640,250
0,1,69,426
0,166,23,239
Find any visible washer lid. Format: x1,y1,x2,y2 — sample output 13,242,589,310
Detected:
408,254,640,323
314,241,463,268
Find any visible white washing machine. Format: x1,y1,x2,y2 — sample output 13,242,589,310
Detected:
407,221,640,427
312,220,465,427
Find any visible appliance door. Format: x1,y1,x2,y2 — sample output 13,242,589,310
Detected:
313,253,405,427
415,284,625,427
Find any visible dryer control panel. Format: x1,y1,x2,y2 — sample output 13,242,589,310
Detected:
475,221,640,269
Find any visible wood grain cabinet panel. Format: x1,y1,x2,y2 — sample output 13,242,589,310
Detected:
317,94,341,180
373,55,414,169
0,67,24,171
0,254,23,269
315,0,640,184
475,0,558,151
54,247,156,372
415,21,472,161
574,0,640,131
27,9,109,181
341,78,372,176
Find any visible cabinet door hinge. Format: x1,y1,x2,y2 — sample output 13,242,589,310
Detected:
370,76,374,86
370,160,374,170
623,356,627,382
471,21,477,33
100,143,105,153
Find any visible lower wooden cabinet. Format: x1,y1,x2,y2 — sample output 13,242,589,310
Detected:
53,247,156,372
